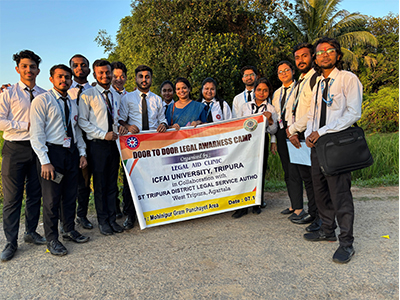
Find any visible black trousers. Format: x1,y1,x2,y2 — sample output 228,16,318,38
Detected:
2,141,42,245
39,144,79,242
122,169,136,218
311,148,354,247
76,135,92,218
89,140,119,225
276,127,304,210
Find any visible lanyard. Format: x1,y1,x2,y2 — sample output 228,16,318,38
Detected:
279,83,295,119
50,90,71,136
244,90,253,103
100,90,115,119
321,78,335,106
292,77,310,115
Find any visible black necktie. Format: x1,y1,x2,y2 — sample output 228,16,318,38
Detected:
247,90,252,102
141,93,149,130
61,97,76,152
252,103,265,114
206,102,213,123
294,78,304,102
76,85,84,105
319,78,330,128
25,87,35,101
281,87,289,122
104,90,113,132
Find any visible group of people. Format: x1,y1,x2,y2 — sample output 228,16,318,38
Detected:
0,36,362,264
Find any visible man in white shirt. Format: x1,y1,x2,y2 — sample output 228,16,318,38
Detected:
110,61,128,219
30,64,89,256
78,60,127,236
304,37,362,264
67,54,94,230
232,66,258,118
0,50,47,261
285,43,318,230
118,65,168,230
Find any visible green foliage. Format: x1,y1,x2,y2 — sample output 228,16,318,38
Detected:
276,0,378,70
356,13,399,93
360,87,399,133
96,0,284,103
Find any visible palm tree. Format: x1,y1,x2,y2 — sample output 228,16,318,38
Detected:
277,0,378,70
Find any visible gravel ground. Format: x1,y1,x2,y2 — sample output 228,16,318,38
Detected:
0,186,398,300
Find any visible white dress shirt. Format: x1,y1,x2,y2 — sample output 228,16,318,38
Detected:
232,89,254,118
240,100,278,135
68,80,92,101
201,98,232,121
270,81,296,143
305,68,362,138
287,69,316,135
119,89,167,131
0,81,46,141
30,88,86,165
78,84,121,140
110,85,127,96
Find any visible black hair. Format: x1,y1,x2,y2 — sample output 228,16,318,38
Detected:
240,65,258,76
175,77,192,99
277,60,295,72
293,42,314,56
160,80,174,90
13,50,41,67
69,54,89,67
92,59,111,70
254,77,274,102
50,64,73,77
313,37,344,71
197,77,223,102
111,61,128,75
135,65,152,76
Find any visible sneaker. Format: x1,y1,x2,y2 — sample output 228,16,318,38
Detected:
333,245,355,264
304,229,337,242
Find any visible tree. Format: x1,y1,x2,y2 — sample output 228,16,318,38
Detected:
355,13,399,93
276,0,378,70
96,0,286,102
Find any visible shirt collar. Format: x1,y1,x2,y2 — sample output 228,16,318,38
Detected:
299,68,316,81
95,84,109,94
322,67,339,80
51,88,70,100
18,80,39,92
202,98,216,104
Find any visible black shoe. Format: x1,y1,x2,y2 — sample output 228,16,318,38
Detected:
306,218,322,232
281,208,294,215
252,206,261,214
288,210,305,221
123,216,135,230
116,212,123,219
24,232,46,245
1,243,17,262
62,230,90,243
304,229,337,242
47,240,68,256
333,245,355,264
76,217,93,230
99,224,113,236
291,213,314,224
232,208,248,219
110,222,124,233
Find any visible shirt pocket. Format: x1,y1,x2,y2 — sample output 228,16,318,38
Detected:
329,93,343,111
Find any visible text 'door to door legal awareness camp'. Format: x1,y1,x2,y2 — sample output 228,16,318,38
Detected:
117,115,266,229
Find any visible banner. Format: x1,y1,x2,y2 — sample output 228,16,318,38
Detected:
117,115,266,229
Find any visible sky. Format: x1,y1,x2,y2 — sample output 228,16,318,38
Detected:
0,0,398,90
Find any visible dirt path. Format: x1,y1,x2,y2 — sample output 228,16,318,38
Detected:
0,186,398,299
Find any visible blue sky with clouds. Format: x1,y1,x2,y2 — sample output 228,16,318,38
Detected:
0,0,398,90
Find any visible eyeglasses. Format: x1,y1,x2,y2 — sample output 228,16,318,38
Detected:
243,73,256,78
316,48,336,56
278,68,291,75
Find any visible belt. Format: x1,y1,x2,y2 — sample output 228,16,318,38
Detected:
8,140,31,146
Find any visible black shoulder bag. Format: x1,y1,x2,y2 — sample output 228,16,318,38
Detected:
313,81,374,176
